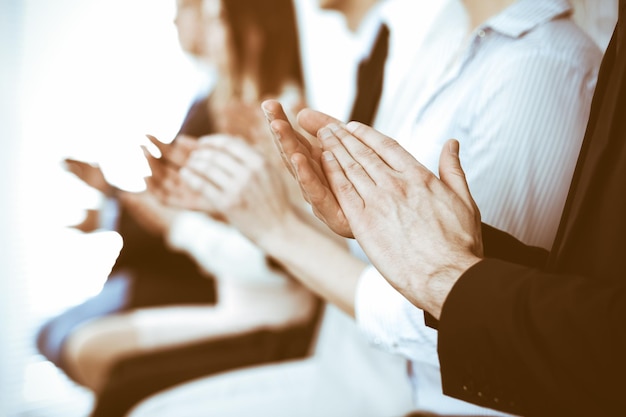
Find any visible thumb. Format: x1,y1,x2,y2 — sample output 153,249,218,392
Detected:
439,139,474,208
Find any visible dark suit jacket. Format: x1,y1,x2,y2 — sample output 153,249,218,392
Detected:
433,3,626,416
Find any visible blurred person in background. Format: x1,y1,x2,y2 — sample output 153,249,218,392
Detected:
35,0,319,416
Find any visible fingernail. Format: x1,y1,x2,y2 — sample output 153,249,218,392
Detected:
327,123,341,133
318,127,334,142
345,121,359,133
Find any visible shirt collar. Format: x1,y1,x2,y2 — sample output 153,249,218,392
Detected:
483,0,573,38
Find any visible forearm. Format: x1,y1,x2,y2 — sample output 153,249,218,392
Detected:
168,211,285,285
258,211,367,317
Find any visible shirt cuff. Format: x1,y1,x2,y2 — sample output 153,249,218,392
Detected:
167,211,287,286
355,265,439,363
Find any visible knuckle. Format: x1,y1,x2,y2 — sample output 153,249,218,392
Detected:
344,160,362,173
355,146,376,160
336,181,354,195
380,136,400,151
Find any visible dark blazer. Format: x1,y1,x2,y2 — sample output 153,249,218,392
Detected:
433,3,626,416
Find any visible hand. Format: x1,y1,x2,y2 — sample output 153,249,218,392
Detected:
317,122,483,318
118,190,180,236
261,100,354,238
216,100,268,146
144,133,197,170
142,134,216,213
179,135,293,244
63,158,115,196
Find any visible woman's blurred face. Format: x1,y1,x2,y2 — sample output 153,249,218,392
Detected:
174,0,204,56
200,0,230,68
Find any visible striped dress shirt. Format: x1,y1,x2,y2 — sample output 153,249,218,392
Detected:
355,0,602,415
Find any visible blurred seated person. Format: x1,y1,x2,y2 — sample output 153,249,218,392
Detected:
35,0,320,416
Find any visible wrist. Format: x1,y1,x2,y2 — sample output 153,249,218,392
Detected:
255,209,304,258
422,254,482,319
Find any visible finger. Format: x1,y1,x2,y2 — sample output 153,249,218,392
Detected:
263,100,312,151
199,136,261,166
142,146,167,179
344,121,422,173
180,167,224,210
188,148,239,178
438,139,475,209
318,126,375,191
319,150,365,214
146,134,188,170
145,134,172,158
179,166,205,192
261,99,290,125
292,153,348,224
296,108,343,139
160,167,186,196
63,158,92,171
169,135,198,166
187,151,238,191
268,119,306,179
270,119,331,190
323,124,393,185
263,100,318,160
62,159,96,179
291,152,326,204
145,176,173,206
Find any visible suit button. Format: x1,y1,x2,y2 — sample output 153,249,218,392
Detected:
477,392,483,397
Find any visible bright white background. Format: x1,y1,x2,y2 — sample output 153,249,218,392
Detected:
0,0,355,416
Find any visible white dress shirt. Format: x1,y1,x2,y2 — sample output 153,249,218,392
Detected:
355,0,602,415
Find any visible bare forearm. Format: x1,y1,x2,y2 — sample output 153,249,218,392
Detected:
258,212,367,317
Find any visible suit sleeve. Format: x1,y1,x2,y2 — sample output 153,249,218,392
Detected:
436,258,626,416
424,223,548,328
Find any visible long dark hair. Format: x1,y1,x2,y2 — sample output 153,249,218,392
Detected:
221,0,304,99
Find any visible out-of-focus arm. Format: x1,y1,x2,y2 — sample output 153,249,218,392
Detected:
166,211,286,285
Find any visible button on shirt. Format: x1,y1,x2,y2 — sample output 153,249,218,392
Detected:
355,0,602,415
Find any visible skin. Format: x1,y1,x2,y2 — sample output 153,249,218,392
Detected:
263,100,483,319
174,0,205,57
146,122,361,316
